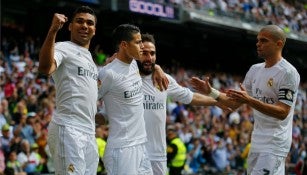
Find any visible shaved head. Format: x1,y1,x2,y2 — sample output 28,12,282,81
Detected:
259,25,287,47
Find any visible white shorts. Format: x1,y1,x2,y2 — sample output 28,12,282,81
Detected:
103,143,153,175
150,160,167,175
247,152,286,175
47,122,99,175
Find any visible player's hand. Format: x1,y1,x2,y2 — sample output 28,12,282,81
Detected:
226,83,250,103
104,53,117,65
190,76,212,95
50,13,68,33
153,65,169,91
216,103,233,113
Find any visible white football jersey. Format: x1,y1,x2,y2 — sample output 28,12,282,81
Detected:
243,58,300,156
52,41,98,134
98,59,147,148
142,73,193,161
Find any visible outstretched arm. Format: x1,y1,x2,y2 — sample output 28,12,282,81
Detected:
190,93,232,112
38,13,68,75
190,76,241,110
190,93,217,106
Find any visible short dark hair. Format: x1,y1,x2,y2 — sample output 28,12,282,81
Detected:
71,6,97,24
141,33,155,45
112,24,140,51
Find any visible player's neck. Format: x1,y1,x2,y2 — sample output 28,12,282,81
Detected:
265,55,282,68
117,52,133,64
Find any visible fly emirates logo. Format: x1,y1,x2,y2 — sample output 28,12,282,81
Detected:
124,81,142,98
254,88,275,104
143,95,164,110
77,63,98,80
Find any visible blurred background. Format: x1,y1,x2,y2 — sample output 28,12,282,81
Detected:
1,0,307,174
2,0,307,78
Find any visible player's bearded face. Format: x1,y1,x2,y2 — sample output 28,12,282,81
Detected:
136,60,155,75
138,41,156,75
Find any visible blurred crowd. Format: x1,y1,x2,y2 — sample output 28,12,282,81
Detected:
1,30,306,174
2,1,307,173
157,0,307,35
0,35,55,174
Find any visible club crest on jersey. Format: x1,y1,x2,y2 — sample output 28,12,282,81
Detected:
279,89,294,102
286,91,293,101
68,164,75,172
267,78,273,87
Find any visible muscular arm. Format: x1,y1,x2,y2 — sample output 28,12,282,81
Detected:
250,100,290,120
38,13,67,75
191,93,234,112
227,84,291,120
38,29,57,75
190,77,241,110
190,93,217,106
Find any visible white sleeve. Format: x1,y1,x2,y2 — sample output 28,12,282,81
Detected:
278,68,300,106
98,67,113,99
54,42,65,67
243,65,256,96
166,74,193,104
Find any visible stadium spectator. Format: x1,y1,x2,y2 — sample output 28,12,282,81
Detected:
1,124,13,158
212,136,230,172
13,112,35,146
6,150,26,175
95,125,107,175
0,106,8,136
166,125,187,175
17,140,39,175
0,146,5,173
173,0,307,35
186,137,205,173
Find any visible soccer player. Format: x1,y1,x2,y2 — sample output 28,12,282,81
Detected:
97,24,168,175
190,25,300,175
38,6,99,174
138,33,219,175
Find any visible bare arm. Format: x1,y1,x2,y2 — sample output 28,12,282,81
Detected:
190,93,232,112
189,76,241,110
190,93,217,106
227,84,290,120
38,13,68,75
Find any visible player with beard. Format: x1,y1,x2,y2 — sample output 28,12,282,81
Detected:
137,33,221,175
97,25,169,175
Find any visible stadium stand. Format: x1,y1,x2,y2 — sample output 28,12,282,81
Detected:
1,0,307,174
